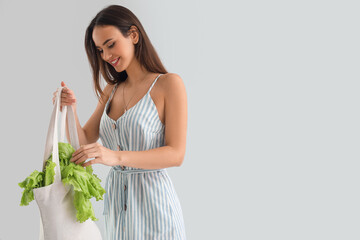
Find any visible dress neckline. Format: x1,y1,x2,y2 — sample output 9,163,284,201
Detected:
105,73,162,122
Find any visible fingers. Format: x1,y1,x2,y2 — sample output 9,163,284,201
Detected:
69,143,102,166
52,88,76,106
52,96,76,104
71,150,98,165
61,96,76,104
71,143,100,164
72,143,99,158
82,159,98,167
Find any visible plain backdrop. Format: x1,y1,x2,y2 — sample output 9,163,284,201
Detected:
1,0,359,239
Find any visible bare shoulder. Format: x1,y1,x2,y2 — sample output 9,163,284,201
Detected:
158,73,186,95
100,82,116,104
103,82,116,96
161,72,183,83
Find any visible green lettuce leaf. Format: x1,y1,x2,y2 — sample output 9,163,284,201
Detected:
18,170,44,206
44,158,56,186
74,191,97,222
19,142,106,223
58,142,75,167
61,161,106,222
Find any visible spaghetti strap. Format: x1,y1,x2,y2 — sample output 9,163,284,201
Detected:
107,83,118,103
147,73,163,94
110,74,162,101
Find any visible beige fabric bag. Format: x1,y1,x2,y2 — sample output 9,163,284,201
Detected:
33,87,102,240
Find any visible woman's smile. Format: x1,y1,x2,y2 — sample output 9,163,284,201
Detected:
110,57,120,66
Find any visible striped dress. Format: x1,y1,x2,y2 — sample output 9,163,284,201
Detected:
99,73,186,240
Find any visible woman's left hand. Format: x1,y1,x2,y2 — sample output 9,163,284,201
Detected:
70,142,120,167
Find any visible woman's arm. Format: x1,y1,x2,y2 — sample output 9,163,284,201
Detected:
65,83,113,146
65,107,88,146
117,73,188,169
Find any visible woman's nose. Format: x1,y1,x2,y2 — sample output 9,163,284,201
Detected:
103,51,112,62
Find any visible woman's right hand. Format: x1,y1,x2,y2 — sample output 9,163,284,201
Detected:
52,81,77,112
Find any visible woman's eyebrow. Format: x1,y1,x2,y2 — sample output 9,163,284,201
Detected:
95,38,113,48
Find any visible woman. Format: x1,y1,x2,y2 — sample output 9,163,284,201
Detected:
52,4,187,239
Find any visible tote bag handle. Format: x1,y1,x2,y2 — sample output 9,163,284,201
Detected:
42,87,80,183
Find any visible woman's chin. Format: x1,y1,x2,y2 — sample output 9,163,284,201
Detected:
111,64,121,72
114,67,122,72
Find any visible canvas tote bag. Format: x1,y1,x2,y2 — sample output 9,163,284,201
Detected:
33,87,102,240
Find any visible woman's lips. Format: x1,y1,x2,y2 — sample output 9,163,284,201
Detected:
110,57,120,66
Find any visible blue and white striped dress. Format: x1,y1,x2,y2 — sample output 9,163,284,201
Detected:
99,73,186,240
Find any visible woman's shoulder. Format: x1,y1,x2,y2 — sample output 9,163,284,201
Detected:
158,73,185,92
160,72,182,80
157,73,183,88
101,82,117,102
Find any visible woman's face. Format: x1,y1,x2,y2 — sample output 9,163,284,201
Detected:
92,25,136,72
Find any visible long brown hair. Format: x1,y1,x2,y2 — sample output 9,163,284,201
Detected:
84,4,168,103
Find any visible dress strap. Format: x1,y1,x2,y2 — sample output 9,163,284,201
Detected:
147,73,163,94
107,83,118,103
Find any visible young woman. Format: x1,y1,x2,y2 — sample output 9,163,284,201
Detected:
52,4,187,239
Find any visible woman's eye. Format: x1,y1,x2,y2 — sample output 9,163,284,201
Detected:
98,42,115,54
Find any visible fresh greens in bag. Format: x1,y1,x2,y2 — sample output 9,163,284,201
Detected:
18,142,106,223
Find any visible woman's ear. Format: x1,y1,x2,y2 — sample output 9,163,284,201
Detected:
129,25,139,44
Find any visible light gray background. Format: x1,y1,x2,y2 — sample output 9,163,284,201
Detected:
0,0,359,239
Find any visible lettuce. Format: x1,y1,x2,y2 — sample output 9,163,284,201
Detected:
18,170,44,206
61,158,106,222
44,158,56,186
18,142,106,223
